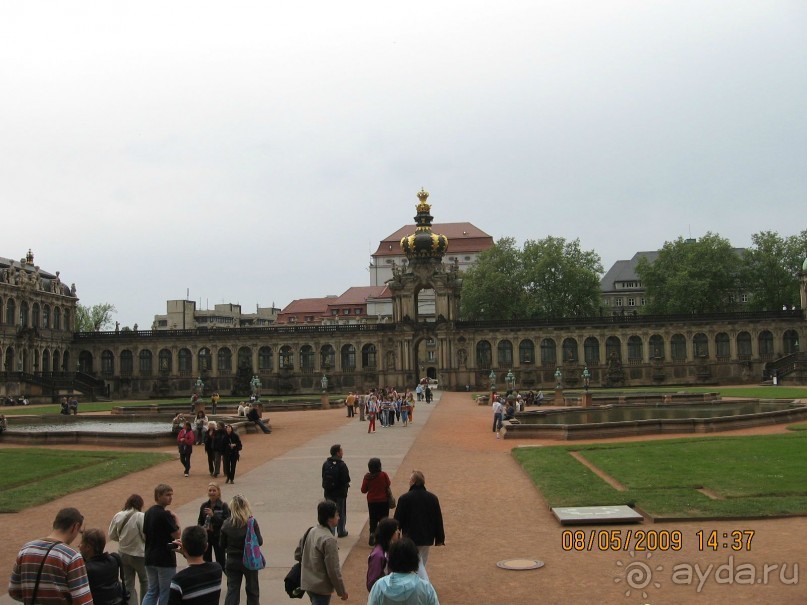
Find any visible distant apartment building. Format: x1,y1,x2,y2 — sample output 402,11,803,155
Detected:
599,251,657,312
600,248,749,313
152,300,279,330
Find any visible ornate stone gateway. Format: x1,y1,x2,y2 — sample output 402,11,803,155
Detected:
385,189,462,386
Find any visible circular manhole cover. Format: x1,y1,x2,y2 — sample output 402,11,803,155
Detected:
496,558,544,571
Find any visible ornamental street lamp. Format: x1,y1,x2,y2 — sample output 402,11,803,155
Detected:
505,369,515,392
582,366,591,391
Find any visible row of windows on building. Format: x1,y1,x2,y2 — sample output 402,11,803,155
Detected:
2,346,70,373
81,344,382,377
475,330,801,368
76,329,802,378
0,298,72,331
606,297,646,307
604,294,751,307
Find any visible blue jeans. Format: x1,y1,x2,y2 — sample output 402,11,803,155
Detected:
142,565,175,605
335,497,347,536
307,592,332,605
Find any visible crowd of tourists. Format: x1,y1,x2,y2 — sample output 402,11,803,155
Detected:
9,484,262,605
343,384,439,434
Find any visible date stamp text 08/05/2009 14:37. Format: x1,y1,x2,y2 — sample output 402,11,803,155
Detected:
560,529,755,553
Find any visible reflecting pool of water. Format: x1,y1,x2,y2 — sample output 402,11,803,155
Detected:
6,419,170,433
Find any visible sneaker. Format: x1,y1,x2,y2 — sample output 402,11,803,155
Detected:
184,473,189,477
338,531,349,538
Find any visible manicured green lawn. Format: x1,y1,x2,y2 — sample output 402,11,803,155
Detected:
0,449,173,512
513,433,807,518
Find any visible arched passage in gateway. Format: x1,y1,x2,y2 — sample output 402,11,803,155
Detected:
412,335,440,381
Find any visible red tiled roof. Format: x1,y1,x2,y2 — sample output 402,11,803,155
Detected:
330,286,388,305
279,297,332,314
373,222,492,256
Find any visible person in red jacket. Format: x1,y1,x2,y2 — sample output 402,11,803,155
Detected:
177,421,195,477
360,457,391,546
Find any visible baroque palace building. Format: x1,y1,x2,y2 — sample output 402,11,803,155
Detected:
3,192,807,401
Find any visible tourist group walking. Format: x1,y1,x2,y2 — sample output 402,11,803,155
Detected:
9,382,443,604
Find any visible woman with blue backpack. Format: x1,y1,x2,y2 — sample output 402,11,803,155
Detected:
220,494,263,605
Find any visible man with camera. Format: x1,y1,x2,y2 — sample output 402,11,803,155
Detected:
167,525,222,605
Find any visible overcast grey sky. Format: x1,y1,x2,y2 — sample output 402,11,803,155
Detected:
2,1,805,328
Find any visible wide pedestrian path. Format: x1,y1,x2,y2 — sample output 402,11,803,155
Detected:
207,397,439,599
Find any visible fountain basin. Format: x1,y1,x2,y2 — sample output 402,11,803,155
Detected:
502,400,807,440
0,414,259,447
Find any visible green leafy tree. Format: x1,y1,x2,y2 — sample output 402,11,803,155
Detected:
636,233,742,314
742,230,807,310
522,237,603,318
460,237,525,320
460,236,602,320
75,303,117,332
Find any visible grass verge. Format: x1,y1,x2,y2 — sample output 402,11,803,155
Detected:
513,433,807,518
0,448,173,512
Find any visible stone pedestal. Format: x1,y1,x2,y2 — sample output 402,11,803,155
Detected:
320,393,330,409
581,392,592,408
553,388,564,406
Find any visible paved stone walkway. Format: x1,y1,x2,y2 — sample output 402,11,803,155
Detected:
1,392,805,604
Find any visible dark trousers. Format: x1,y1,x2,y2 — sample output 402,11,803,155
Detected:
179,447,192,472
224,559,259,605
203,533,225,565
207,450,216,475
224,455,238,481
367,500,391,540
333,496,347,536
492,413,502,432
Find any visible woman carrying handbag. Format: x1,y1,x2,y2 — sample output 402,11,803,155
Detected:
360,457,392,546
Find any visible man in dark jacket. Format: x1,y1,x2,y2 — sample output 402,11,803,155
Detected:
246,404,270,434
393,470,445,582
321,444,351,538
